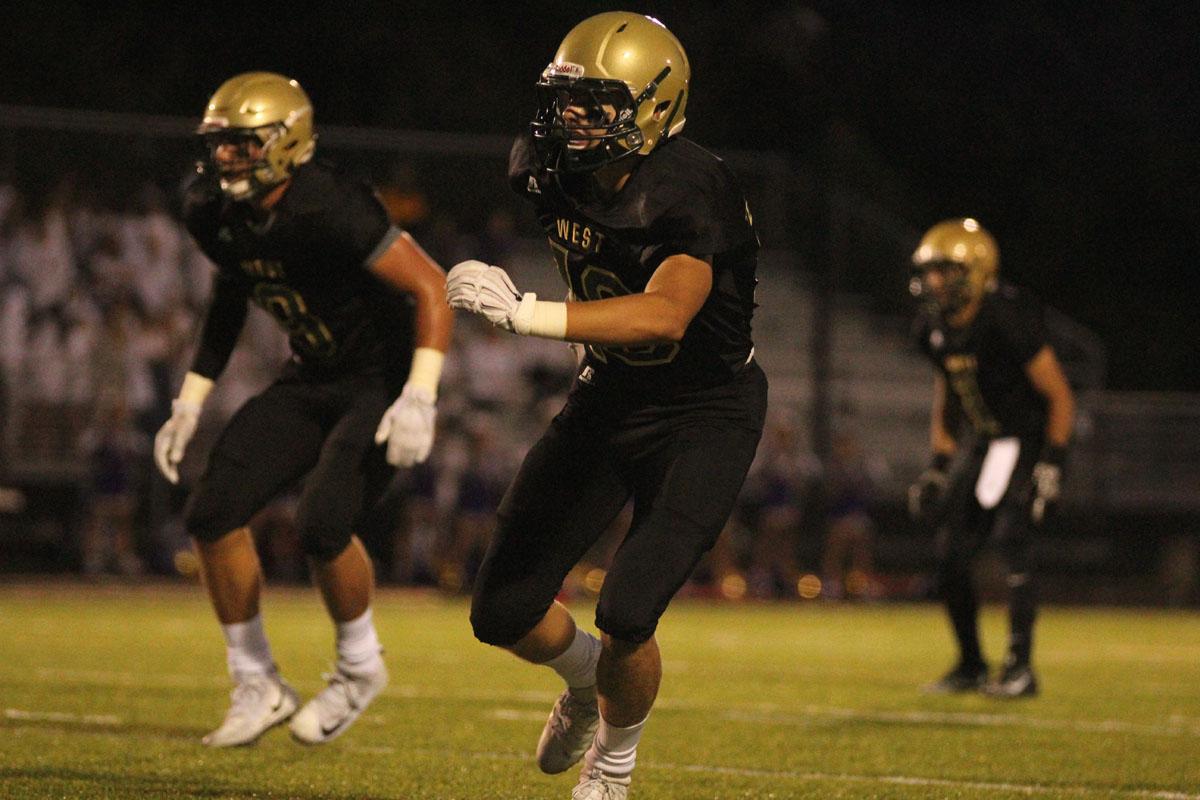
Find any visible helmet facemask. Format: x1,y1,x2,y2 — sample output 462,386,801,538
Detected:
910,259,972,317
198,122,294,201
197,72,315,202
531,66,671,173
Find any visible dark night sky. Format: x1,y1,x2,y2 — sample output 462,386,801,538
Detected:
1,1,1197,390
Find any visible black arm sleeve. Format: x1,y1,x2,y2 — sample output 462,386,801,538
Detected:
190,271,249,380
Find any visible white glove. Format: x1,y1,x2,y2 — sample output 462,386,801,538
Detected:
154,400,202,484
907,465,950,521
374,383,437,467
1030,461,1062,524
446,260,536,333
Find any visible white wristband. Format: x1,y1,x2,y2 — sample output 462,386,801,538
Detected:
406,346,445,397
177,371,214,408
512,293,569,340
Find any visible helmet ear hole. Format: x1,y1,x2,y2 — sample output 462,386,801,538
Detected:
652,100,671,119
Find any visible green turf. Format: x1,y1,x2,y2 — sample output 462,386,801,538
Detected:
1,583,1197,799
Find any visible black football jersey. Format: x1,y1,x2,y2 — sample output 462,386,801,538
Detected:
509,133,759,397
183,160,413,379
916,284,1049,442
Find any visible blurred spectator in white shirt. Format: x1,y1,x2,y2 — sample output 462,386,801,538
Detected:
9,199,75,313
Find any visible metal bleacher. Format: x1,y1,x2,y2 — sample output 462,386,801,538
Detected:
752,253,931,494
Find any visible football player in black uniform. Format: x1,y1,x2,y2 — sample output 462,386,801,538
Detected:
446,13,766,799
907,218,1075,698
153,72,453,746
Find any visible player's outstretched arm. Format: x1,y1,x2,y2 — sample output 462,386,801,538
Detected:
368,232,453,467
445,254,712,347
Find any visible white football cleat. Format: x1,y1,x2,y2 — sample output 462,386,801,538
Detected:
289,664,388,745
537,685,600,774
573,766,631,800
202,672,299,747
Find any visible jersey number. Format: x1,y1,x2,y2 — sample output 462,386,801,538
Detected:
549,241,679,367
252,283,336,361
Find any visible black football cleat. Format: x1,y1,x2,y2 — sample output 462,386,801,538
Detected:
922,661,989,694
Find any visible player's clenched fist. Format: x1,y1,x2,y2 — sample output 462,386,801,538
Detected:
446,260,537,334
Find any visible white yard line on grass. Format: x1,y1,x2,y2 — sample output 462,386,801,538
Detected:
4,707,1191,800
36,667,228,689
4,708,121,725
340,744,1200,800
659,762,1200,800
33,666,1200,738
714,706,1200,737
489,709,547,721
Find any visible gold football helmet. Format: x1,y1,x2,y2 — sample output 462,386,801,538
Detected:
910,218,999,315
531,12,690,172
197,71,316,200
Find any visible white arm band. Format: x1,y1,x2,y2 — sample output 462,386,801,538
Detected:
177,371,214,408
406,346,445,397
512,293,569,340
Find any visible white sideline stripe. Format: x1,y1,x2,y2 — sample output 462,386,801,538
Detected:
34,667,1200,737
4,708,121,725
341,744,1200,800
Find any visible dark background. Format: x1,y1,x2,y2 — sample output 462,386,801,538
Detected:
2,1,1196,390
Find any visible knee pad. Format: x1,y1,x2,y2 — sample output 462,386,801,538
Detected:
297,523,352,562
594,595,658,645
469,592,544,648
184,491,241,544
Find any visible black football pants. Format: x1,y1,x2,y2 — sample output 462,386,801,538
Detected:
471,363,767,646
934,438,1041,667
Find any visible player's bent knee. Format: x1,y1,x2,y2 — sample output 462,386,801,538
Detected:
594,602,659,645
298,524,353,562
595,617,657,645
469,595,541,648
184,493,242,544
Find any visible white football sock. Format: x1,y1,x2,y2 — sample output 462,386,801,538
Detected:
335,607,384,675
584,713,648,778
221,614,275,681
543,626,601,689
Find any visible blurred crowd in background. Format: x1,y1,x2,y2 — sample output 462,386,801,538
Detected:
0,168,893,603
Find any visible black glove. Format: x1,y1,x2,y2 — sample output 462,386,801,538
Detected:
1031,444,1067,524
907,453,951,521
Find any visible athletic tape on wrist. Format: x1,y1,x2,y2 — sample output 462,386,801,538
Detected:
406,347,445,397
513,293,568,340
177,372,214,407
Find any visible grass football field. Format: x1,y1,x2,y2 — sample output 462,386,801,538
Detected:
0,583,1197,799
